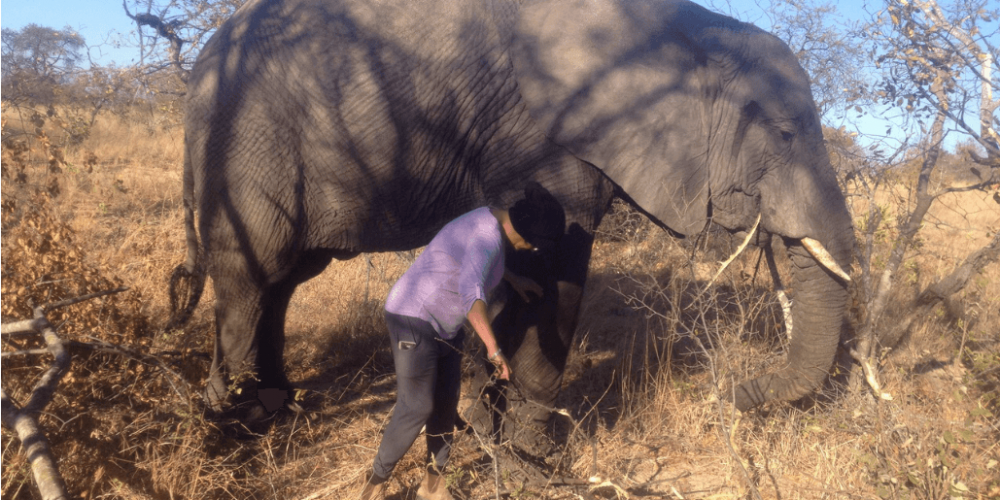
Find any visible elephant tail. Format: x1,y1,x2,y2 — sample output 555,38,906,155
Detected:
165,153,206,332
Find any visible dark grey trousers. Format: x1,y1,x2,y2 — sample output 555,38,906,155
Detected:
372,313,465,479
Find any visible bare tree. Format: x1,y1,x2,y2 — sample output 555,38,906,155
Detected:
121,0,247,83
850,0,1000,396
1,25,86,106
768,0,873,119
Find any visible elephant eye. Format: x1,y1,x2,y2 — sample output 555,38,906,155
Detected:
780,130,795,142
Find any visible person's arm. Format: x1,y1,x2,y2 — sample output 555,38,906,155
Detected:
504,269,543,302
467,299,511,380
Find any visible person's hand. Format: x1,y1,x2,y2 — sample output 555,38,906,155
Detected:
508,274,543,302
488,349,511,381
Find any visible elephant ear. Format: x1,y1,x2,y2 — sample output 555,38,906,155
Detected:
511,0,714,236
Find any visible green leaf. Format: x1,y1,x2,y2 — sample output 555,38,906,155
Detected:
970,407,994,419
877,484,892,499
959,429,973,442
943,430,957,445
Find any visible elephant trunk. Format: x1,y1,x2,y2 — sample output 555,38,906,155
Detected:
732,239,847,411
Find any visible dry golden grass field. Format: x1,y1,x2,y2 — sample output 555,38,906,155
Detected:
2,105,999,500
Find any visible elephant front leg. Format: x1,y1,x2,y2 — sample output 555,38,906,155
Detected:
468,224,595,456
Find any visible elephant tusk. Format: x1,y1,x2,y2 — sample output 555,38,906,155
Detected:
776,288,793,340
697,213,761,300
801,237,852,282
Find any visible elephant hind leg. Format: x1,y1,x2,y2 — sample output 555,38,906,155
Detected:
207,273,265,416
208,249,338,420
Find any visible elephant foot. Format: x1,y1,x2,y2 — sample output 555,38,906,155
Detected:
242,386,304,421
459,371,503,440
204,381,305,436
462,373,556,458
213,398,304,437
257,387,291,413
205,373,231,413
502,399,555,458
459,395,497,439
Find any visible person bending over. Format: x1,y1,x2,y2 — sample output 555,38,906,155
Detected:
357,182,565,500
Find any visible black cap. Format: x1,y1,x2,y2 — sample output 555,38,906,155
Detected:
508,182,565,252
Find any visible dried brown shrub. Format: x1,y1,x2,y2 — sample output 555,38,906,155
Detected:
1,190,147,338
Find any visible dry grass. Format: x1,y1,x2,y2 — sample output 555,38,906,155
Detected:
2,106,998,499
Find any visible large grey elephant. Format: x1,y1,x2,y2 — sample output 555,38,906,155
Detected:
169,0,854,442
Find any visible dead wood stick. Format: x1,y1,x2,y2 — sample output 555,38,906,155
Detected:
1,389,68,500
1,310,70,500
39,286,129,314
0,287,128,500
2,318,49,335
1,348,52,358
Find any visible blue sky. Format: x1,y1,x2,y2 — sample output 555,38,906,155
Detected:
2,0,141,65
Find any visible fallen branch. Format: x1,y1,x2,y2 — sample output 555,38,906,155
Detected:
0,287,128,500
2,348,52,358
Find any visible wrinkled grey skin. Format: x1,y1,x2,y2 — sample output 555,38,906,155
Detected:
172,0,853,440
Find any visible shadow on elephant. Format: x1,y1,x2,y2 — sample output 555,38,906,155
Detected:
167,0,858,457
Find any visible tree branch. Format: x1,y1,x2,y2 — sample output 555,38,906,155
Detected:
39,286,129,314
122,0,188,82
885,229,1000,342
2,318,49,335
1,348,52,358
1,313,70,500
2,388,68,500
0,287,129,500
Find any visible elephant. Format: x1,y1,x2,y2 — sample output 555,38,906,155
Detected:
168,0,854,445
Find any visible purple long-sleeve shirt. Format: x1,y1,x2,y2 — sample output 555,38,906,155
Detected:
385,207,505,339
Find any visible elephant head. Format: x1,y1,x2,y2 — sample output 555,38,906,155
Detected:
511,0,853,410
